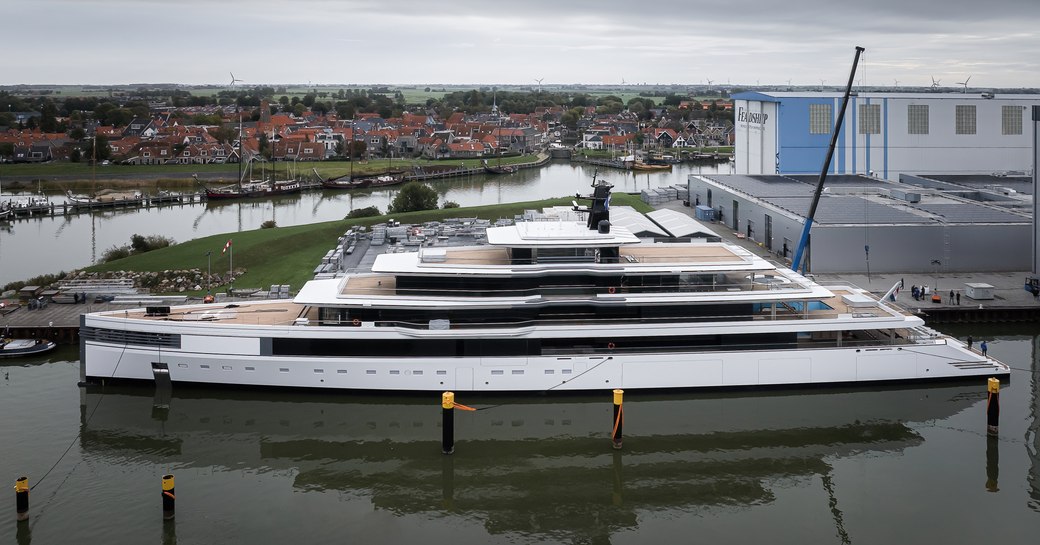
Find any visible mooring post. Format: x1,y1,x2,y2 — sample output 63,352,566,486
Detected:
986,378,1000,436
161,474,175,519
442,392,455,455
611,389,624,450
14,477,29,521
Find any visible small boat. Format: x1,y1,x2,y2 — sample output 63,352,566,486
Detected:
0,337,57,358
66,188,144,207
357,173,405,188
319,174,362,190
631,162,672,171
482,159,517,175
317,171,404,190
196,159,303,201
8,195,51,216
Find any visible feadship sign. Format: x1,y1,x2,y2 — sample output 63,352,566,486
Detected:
737,107,768,124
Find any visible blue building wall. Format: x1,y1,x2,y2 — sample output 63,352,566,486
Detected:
776,97,843,175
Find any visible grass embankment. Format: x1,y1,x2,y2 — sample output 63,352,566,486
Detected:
3,154,540,190
87,193,652,293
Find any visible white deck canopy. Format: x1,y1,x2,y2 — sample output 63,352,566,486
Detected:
485,221,640,247
647,209,721,239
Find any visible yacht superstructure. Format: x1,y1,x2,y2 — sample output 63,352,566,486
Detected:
81,183,1008,392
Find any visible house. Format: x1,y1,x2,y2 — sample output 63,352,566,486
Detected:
11,144,53,163
122,117,157,138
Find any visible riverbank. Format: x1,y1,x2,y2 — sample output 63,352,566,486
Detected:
0,154,543,190
1,193,651,294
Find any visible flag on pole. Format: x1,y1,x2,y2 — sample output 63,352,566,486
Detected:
222,239,232,254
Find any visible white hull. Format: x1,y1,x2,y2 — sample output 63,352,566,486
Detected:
82,329,1003,392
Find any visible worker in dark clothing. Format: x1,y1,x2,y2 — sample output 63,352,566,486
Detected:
980,340,988,356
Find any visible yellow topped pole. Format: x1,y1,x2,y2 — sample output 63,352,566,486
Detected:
15,476,29,521
986,378,1000,436
161,474,175,519
611,389,624,450
442,392,455,454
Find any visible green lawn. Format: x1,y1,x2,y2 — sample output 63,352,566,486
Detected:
1,162,241,177
86,193,652,293
4,154,540,180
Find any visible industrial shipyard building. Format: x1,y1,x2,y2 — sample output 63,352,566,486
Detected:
732,92,1040,181
686,173,1032,274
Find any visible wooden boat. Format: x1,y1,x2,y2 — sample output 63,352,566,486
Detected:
316,169,405,190
66,188,144,207
204,179,301,200
482,159,517,174
632,162,672,171
197,159,302,200
0,337,57,358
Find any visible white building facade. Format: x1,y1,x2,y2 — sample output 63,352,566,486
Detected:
732,92,1040,181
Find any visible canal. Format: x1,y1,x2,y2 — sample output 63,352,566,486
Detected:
0,160,733,286
0,322,1036,544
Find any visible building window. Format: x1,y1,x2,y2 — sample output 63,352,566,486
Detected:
858,104,881,135
1002,106,1023,135
907,105,928,134
809,104,832,134
955,105,976,135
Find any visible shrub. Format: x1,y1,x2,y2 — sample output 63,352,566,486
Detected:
261,220,277,229
346,206,381,218
442,201,460,209
130,234,175,254
102,245,132,263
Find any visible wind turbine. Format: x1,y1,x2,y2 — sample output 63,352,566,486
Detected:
930,76,941,90
893,78,899,87
621,76,626,85
534,77,543,91
229,72,243,88
956,75,971,93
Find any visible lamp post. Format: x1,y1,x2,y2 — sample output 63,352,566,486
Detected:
205,251,212,293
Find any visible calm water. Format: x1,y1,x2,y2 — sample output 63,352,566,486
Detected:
0,161,733,286
0,323,1037,544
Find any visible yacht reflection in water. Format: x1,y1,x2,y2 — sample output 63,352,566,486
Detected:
80,384,987,540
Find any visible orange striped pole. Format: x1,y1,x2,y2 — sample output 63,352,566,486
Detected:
161,474,175,519
611,389,624,450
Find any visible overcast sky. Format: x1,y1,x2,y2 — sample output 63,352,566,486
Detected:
6,0,1039,89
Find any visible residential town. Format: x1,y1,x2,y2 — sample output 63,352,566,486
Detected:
0,90,735,167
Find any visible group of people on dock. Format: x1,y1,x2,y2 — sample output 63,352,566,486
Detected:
908,284,961,305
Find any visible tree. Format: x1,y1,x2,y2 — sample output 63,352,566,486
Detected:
208,125,238,144
346,139,366,160
83,135,112,163
40,100,59,132
388,182,438,214
69,126,86,140
258,133,270,160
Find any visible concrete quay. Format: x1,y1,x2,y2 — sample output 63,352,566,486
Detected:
658,199,1040,324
